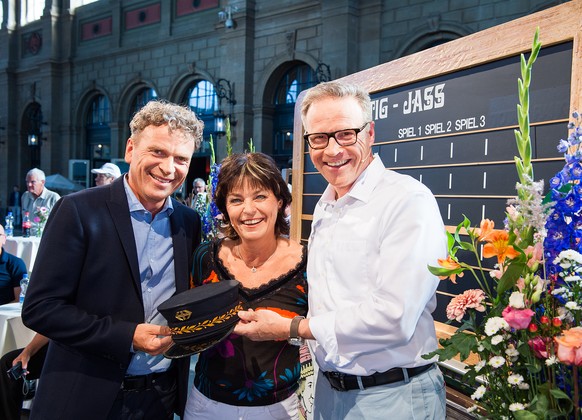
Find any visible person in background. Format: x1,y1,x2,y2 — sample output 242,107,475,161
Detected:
235,81,447,419
193,177,206,195
185,153,308,419
92,162,122,186
0,334,49,420
0,224,26,305
20,168,60,216
188,177,207,208
21,100,204,419
8,185,21,226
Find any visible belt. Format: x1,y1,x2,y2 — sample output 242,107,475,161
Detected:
121,370,172,392
323,363,434,392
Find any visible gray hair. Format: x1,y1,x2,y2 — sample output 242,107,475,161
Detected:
26,168,46,181
300,81,372,123
129,100,205,151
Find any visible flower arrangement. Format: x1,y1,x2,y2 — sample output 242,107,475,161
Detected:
33,206,49,237
425,30,582,419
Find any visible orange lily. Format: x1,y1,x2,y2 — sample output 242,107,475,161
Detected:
477,219,495,241
437,256,464,284
482,230,520,265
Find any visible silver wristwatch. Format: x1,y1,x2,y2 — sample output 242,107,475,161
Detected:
287,316,305,346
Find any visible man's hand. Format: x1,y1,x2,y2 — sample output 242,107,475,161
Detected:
13,351,32,372
132,324,173,355
234,309,291,341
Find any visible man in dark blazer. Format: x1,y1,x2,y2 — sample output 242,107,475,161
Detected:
22,101,204,419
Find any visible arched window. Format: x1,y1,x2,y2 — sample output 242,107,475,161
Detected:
23,102,43,168
181,80,219,197
273,64,317,168
86,95,111,163
184,80,219,153
21,0,43,25
130,87,158,117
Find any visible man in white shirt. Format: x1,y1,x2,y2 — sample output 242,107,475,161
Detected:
235,81,447,419
21,168,61,217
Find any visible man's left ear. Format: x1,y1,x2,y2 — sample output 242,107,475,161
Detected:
368,121,375,141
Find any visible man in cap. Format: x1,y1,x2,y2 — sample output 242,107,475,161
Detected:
92,162,122,186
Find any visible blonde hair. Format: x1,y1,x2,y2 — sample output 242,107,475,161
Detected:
129,100,204,150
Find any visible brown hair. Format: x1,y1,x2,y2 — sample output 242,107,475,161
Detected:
214,153,292,239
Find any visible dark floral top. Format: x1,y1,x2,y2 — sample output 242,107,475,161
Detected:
191,238,308,406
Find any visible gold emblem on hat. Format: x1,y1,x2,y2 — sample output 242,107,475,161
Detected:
175,310,192,321
170,304,243,335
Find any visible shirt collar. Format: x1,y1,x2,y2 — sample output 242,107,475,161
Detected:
320,154,385,205
38,187,50,199
123,175,174,216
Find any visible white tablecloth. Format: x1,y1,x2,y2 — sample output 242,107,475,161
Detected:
0,303,36,356
4,236,41,272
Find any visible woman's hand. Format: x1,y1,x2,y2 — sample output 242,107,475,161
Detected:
234,309,291,341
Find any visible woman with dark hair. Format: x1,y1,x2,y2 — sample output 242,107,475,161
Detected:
184,152,308,419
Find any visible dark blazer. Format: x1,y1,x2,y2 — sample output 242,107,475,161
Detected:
22,176,200,419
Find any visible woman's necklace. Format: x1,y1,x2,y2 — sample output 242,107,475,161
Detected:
236,243,277,273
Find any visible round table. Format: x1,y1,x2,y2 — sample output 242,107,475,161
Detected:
3,236,41,273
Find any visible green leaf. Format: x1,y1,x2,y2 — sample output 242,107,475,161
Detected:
497,259,526,295
427,265,464,278
513,410,538,420
458,241,475,252
445,230,456,252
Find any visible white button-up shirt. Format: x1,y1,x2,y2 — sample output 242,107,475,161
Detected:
307,155,446,376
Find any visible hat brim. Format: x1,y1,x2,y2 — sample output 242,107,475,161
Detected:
163,324,235,359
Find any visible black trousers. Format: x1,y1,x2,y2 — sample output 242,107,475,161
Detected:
0,344,48,420
107,367,177,420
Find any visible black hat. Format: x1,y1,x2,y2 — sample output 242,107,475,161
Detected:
158,280,242,358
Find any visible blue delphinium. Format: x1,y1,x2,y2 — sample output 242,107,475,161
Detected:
544,112,582,275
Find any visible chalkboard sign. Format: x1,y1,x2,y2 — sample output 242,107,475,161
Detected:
301,42,571,240
292,2,582,339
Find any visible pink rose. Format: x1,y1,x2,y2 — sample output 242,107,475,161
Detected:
554,327,582,366
501,306,534,330
446,289,486,322
528,336,549,359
